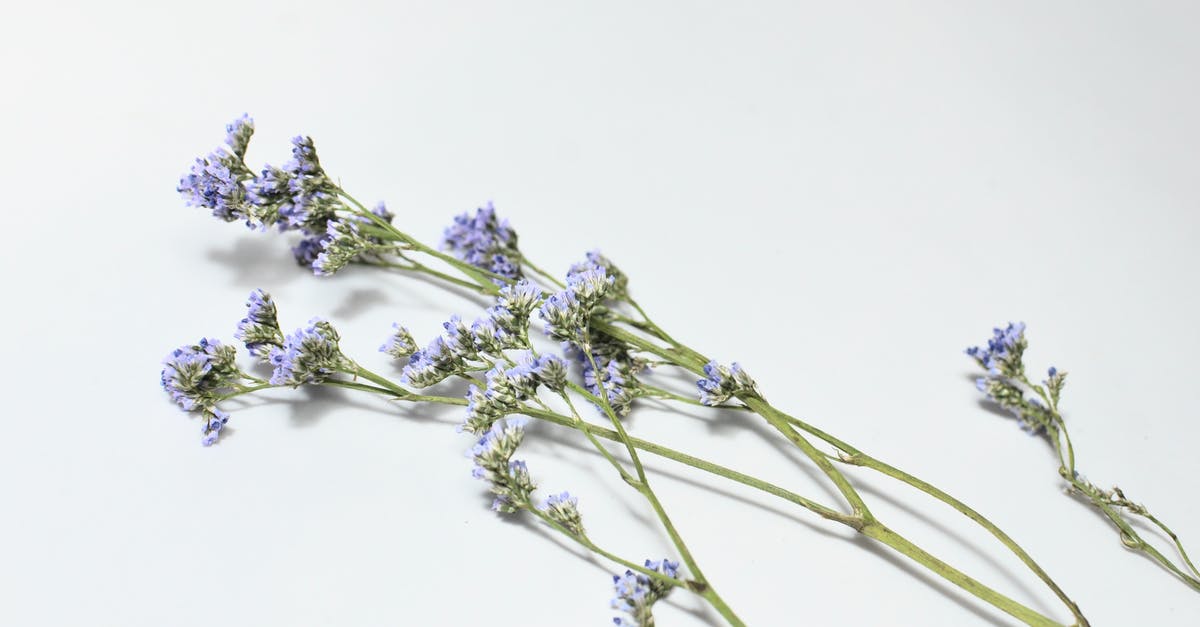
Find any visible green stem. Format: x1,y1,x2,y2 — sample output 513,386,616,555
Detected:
862,522,1060,627
838,452,1087,624
337,189,502,292
575,340,718,598
594,318,1084,625
520,256,566,290
359,257,486,293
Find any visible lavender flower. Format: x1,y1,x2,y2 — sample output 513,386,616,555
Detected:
178,116,260,224
401,336,463,388
459,353,567,434
584,357,637,415
966,323,1057,435
540,491,585,537
291,235,324,267
351,201,396,240
201,408,231,447
497,279,545,319
470,419,536,513
570,250,628,297
224,114,254,159
611,558,680,627
696,361,757,406
539,264,616,343
268,318,348,386
313,218,369,276
234,289,283,358
380,323,418,359
178,152,251,223
161,338,241,446
965,322,1027,378
160,338,239,412
442,202,522,280
442,314,480,360
470,315,508,355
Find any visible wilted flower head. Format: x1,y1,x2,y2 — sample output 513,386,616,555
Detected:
224,114,254,159
540,491,585,537
965,322,1027,378
497,279,544,319
470,418,536,513
583,357,637,416
570,250,628,297
313,218,369,276
539,265,614,343
441,202,522,280
611,558,681,627
380,323,418,359
268,318,348,386
161,338,241,446
401,336,463,388
234,289,283,358
459,352,566,435
161,338,239,412
178,153,251,223
967,323,1064,436
697,361,757,406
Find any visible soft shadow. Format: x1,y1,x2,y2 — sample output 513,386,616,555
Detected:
331,288,392,320
205,235,306,286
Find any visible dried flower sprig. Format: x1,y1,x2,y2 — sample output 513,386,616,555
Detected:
167,117,1112,626
968,322,1200,591
163,288,736,623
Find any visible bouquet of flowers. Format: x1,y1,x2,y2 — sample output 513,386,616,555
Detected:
163,116,1198,626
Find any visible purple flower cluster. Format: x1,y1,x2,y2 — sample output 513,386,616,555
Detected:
160,338,241,446
570,249,628,297
460,352,567,435
540,491,585,537
611,558,680,627
966,323,1060,436
401,283,548,388
583,357,635,411
268,318,347,386
441,202,522,280
224,114,254,159
470,418,536,513
401,334,466,388
379,323,418,359
696,360,757,406
181,119,394,274
234,289,283,358
965,322,1027,378
177,115,255,223
312,218,370,276
538,265,615,343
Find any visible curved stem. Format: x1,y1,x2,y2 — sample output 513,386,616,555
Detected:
862,522,1060,627
594,318,1085,625
838,451,1087,624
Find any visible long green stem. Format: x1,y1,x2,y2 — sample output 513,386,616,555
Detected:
1012,375,1200,591
576,336,730,613
862,522,1060,627
344,363,743,623
239,212,1084,623
595,318,1084,625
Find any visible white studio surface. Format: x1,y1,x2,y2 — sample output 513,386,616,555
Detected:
1,2,1198,625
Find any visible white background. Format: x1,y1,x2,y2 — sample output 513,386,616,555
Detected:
2,1,1198,625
